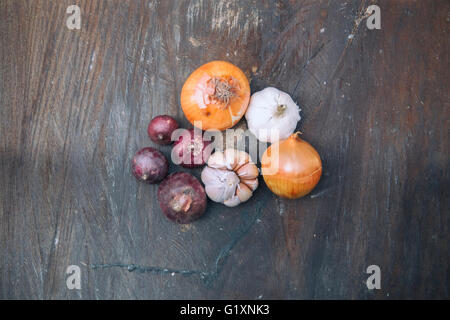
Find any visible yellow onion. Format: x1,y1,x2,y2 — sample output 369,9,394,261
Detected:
261,133,322,199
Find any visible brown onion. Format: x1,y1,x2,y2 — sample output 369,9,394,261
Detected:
261,133,322,199
180,61,250,131
157,172,207,224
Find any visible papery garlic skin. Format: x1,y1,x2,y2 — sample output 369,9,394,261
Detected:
245,87,301,143
201,149,259,207
201,167,239,203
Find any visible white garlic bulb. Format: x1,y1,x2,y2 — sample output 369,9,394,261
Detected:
245,87,301,143
201,149,259,207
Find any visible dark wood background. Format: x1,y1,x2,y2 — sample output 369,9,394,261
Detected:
0,0,448,299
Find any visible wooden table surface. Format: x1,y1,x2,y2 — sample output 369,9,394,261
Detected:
0,0,448,299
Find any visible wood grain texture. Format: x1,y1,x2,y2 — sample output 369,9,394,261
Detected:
0,0,448,299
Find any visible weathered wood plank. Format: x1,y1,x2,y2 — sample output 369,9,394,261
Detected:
0,0,448,299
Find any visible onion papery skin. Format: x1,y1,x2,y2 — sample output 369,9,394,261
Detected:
180,61,250,131
261,134,322,199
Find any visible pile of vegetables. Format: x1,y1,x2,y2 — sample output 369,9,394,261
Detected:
132,60,322,224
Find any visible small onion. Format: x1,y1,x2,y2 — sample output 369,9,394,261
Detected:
147,115,179,145
261,133,322,199
131,147,169,184
157,172,207,224
172,129,211,168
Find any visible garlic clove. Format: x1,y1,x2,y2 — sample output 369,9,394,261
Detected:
223,195,241,207
201,166,223,184
205,184,227,203
241,178,259,191
236,163,259,179
201,166,239,203
223,149,239,170
233,150,251,171
207,150,227,169
236,183,252,203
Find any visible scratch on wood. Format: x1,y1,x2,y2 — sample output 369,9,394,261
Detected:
327,0,373,82
292,42,325,95
89,197,268,286
189,37,202,47
310,187,332,199
275,197,285,216
347,1,374,40
210,0,260,37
